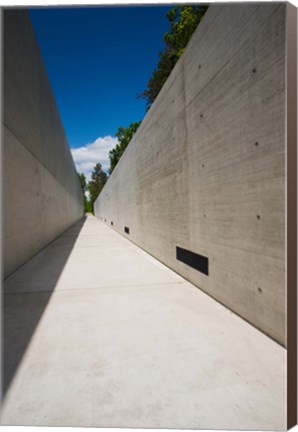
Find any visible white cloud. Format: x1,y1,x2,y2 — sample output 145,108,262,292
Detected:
71,135,118,183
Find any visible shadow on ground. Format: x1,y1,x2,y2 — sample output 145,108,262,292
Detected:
2,216,87,400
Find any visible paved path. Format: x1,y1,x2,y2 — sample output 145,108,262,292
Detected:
2,214,286,429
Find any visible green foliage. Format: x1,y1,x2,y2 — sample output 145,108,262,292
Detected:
109,121,141,173
78,172,91,213
105,6,208,179
78,165,108,213
88,163,108,210
84,199,93,213
139,5,208,110
78,173,87,192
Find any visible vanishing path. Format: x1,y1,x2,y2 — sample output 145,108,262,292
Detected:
2,214,286,429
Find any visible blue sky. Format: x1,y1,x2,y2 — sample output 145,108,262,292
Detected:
29,6,172,178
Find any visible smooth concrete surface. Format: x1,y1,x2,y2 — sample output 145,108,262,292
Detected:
3,10,84,279
2,215,286,429
94,4,287,345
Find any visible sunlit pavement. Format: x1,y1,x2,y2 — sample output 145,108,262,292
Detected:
1,214,286,429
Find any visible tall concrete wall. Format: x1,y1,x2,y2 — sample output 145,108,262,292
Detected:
3,10,84,279
95,4,287,345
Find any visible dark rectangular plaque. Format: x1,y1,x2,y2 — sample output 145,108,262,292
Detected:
176,246,208,275
124,226,130,234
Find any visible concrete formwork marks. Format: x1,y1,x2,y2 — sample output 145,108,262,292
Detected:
94,4,286,345
3,10,84,278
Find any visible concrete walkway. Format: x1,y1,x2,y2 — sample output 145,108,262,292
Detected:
2,214,286,429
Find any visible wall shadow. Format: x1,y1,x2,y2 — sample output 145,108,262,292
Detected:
2,216,87,400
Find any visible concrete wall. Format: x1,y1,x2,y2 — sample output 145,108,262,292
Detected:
95,4,287,345
3,10,84,279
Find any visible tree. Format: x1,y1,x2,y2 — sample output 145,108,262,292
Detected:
78,173,87,192
109,121,141,173
78,172,93,213
139,5,208,110
88,163,108,210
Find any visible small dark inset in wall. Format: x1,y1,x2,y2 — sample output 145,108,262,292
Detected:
176,246,209,275
124,226,130,234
